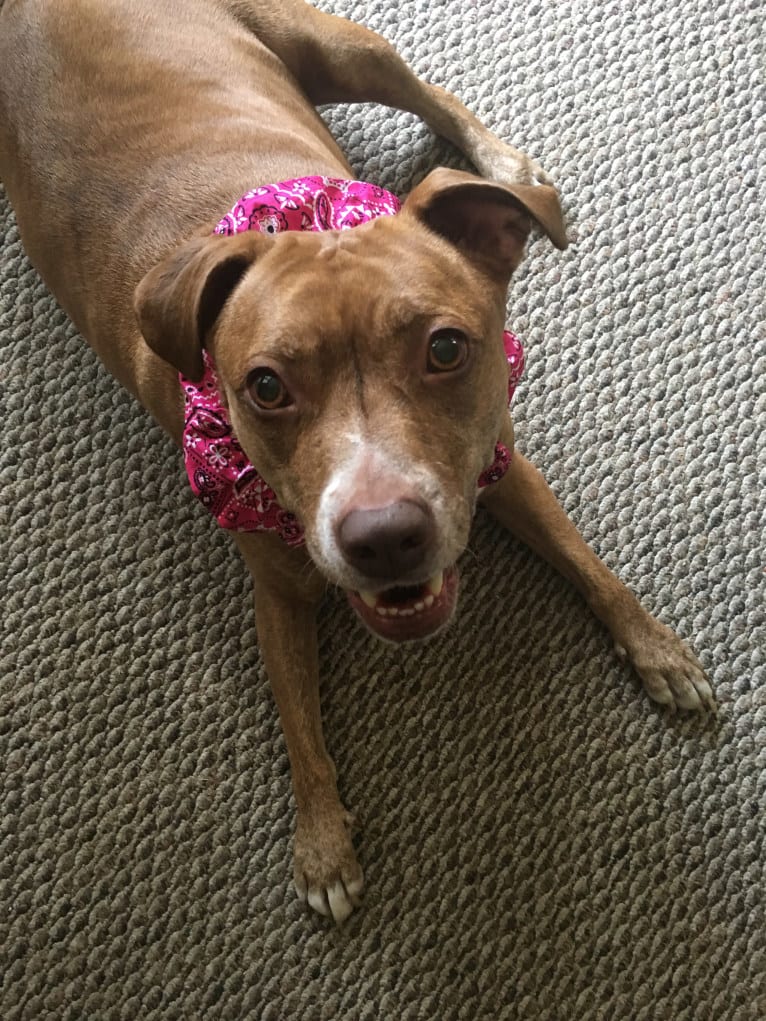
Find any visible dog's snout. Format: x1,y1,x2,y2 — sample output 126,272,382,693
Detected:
336,500,435,578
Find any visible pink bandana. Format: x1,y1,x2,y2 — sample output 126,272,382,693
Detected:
181,176,523,546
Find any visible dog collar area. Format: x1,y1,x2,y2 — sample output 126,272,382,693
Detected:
180,176,522,545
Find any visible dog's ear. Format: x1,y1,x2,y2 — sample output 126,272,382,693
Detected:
403,167,567,284
134,232,271,381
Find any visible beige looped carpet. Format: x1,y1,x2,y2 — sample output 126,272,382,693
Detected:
1,0,764,1018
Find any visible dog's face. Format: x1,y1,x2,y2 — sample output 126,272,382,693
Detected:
136,169,566,641
213,217,511,638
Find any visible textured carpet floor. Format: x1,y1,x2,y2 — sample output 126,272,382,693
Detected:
1,0,764,1018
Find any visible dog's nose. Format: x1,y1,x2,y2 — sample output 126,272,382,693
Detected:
336,500,435,578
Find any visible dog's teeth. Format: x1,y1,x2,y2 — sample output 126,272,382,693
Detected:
427,572,444,597
414,601,425,612
400,608,414,617
360,590,377,609
424,594,435,609
387,607,400,617
375,606,387,616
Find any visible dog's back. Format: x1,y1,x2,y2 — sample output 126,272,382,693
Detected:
0,0,348,351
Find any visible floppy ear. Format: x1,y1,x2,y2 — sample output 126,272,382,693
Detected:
403,167,568,284
134,231,271,380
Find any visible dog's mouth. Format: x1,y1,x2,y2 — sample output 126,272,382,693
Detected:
346,566,459,642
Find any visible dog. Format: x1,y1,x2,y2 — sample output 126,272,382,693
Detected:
0,0,715,923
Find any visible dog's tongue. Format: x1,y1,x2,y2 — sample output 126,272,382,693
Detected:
347,567,459,642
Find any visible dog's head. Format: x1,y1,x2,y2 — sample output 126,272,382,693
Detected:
135,168,566,641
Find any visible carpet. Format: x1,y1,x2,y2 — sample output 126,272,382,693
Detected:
1,0,764,1018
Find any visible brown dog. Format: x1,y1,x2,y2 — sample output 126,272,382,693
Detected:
0,0,714,923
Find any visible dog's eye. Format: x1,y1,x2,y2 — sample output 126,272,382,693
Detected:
427,329,469,372
247,368,292,410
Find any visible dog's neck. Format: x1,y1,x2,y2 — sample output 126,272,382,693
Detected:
214,175,400,236
180,176,521,544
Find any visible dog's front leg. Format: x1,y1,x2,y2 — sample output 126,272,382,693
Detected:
234,533,363,923
479,436,715,712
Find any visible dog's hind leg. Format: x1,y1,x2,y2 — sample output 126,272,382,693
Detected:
225,0,552,186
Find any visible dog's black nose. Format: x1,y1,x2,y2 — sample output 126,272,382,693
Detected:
337,500,435,578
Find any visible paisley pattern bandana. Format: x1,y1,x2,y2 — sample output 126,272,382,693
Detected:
180,176,524,546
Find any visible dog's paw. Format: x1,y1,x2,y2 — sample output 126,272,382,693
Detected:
614,616,715,713
473,141,554,187
294,804,364,924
